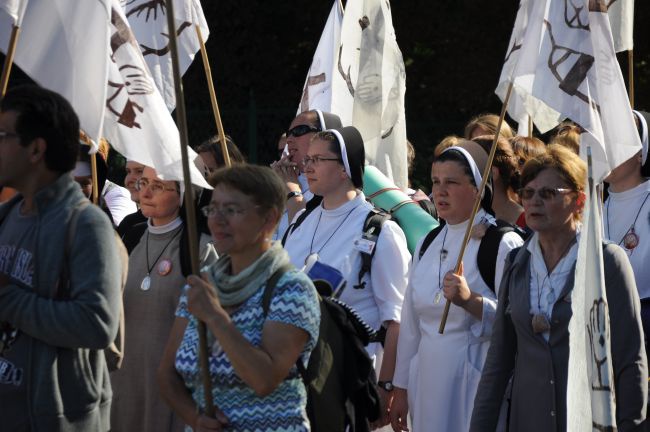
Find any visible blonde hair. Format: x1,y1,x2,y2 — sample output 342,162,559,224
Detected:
464,114,514,140
509,135,546,167
434,135,461,158
549,121,581,154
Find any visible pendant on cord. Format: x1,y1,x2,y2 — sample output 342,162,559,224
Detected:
623,227,639,250
531,313,551,334
141,275,151,291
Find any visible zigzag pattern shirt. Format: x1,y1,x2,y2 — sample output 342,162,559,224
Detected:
175,270,320,431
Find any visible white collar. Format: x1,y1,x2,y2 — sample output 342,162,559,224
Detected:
148,216,183,234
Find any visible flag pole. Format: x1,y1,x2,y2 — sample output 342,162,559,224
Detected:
0,25,20,98
90,152,99,205
627,50,634,109
165,0,215,416
338,0,345,14
195,25,231,168
438,81,514,334
528,115,533,138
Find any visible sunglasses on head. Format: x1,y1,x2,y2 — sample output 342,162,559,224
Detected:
286,124,321,138
518,187,574,200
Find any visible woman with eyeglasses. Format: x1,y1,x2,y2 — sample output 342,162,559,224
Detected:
283,126,410,429
390,141,523,432
470,145,647,432
110,166,217,432
158,165,320,432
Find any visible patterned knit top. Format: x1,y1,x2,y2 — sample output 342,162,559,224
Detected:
175,269,320,431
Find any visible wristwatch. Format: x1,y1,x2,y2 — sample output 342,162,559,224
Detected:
377,380,394,392
286,190,302,201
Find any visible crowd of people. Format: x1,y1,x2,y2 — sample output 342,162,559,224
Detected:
0,84,648,432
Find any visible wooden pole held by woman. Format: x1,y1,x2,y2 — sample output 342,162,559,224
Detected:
438,81,514,334
164,0,215,416
628,50,634,109
195,25,231,168
90,152,99,205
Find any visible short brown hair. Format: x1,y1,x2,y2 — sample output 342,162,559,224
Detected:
208,164,285,224
473,135,521,193
509,135,546,167
549,121,581,154
521,144,586,194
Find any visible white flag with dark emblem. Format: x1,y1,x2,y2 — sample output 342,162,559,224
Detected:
297,0,343,114
0,0,108,149
0,0,27,26
122,0,208,111
331,0,408,189
568,161,617,431
105,1,209,188
607,0,634,52
498,0,640,182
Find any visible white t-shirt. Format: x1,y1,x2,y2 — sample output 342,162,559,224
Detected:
103,180,137,226
604,179,650,299
284,192,410,357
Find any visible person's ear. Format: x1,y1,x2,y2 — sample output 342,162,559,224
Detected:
575,191,586,209
29,138,47,163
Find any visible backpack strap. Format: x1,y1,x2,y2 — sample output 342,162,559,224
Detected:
56,200,91,299
353,209,390,289
281,196,323,246
477,220,522,293
261,263,296,317
418,223,445,261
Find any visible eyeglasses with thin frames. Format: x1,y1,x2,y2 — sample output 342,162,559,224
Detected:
135,178,178,195
0,131,19,142
518,187,574,201
201,203,260,220
302,155,342,167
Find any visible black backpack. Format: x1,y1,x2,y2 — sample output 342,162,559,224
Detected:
418,220,526,292
262,265,381,432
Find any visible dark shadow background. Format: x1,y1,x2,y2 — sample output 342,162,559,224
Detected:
2,1,649,191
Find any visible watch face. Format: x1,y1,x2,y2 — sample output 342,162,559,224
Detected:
379,381,393,391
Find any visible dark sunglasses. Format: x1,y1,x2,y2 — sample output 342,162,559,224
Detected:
518,187,574,200
286,124,321,138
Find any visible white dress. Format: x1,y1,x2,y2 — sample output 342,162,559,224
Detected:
393,210,523,432
284,192,410,359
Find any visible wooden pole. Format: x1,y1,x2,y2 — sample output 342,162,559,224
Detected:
439,81,514,334
165,0,215,416
195,25,231,168
90,152,99,205
628,50,634,109
528,115,533,138
338,0,345,14
0,25,20,98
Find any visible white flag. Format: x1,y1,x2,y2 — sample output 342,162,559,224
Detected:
105,0,209,188
0,0,109,150
567,163,617,431
123,0,209,111
297,0,343,114
0,0,27,26
331,0,408,189
607,0,634,52
498,0,641,182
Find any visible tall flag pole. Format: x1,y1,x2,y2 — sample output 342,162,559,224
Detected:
0,0,27,98
163,0,214,416
606,0,634,106
195,22,231,167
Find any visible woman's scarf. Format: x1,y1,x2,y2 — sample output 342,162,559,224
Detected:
204,241,291,307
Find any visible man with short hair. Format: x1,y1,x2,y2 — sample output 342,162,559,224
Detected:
0,85,121,431
271,110,341,239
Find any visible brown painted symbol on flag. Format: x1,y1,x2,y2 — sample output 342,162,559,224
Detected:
140,22,192,57
107,64,155,129
300,73,326,112
126,0,165,21
544,20,600,113
338,45,355,97
587,298,613,392
111,7,140,62
564,0,590,30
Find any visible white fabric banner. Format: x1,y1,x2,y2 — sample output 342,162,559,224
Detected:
123,0,209,111
0,0,27,26
0,0,109,149
296,0,343,114
105,0,209,187
498,0,640,181
607,0,634,52
568,171,617,431
331,0,408,189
